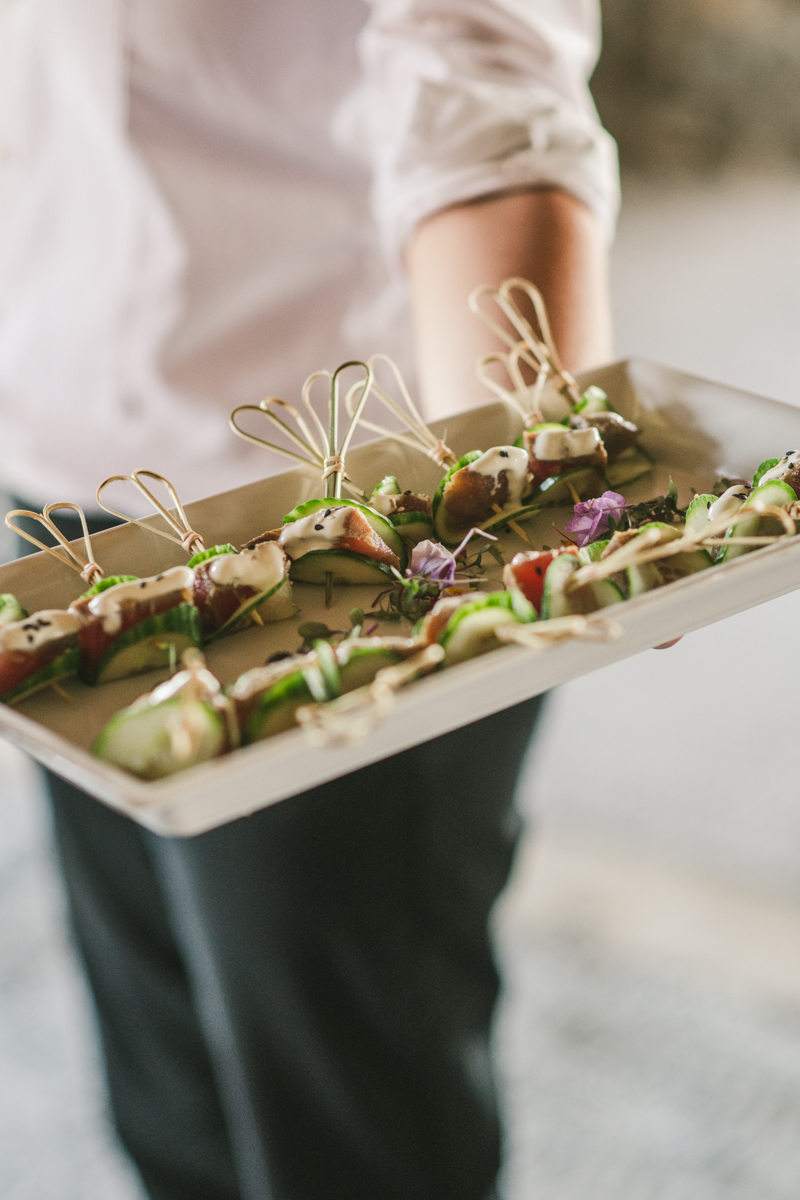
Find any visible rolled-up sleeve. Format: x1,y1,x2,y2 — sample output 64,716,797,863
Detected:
353,0,619,261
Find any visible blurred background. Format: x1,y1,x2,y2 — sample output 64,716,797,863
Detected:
4,2,800,1197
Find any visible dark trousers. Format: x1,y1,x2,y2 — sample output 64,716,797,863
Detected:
15,506,543,1200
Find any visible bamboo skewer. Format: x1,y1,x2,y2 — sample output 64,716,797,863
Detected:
5,503,104,586
96,470,205,556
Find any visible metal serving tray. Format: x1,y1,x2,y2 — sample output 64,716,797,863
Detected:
1,358,798,836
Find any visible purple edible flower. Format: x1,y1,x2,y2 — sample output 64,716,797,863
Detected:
564,491,628,548
409,539,457,582
408,527,498,583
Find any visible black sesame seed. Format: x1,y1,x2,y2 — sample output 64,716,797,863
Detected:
404,490,411,495
324,509,332,517
535,567,543,575
26,634,34,644
500,450,509,458
21,623,35,631
314,524,324,531
39,620,51,627
139,581,147,588
156,574,164,581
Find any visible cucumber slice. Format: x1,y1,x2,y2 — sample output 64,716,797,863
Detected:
81,575,137,599
439,591,536,667
624,523,713,595
540,554,622,619
309,639,341,701
389,510,434,546
577,540,610,565
288,550,397,586
372,475,401,497
627,550,713,596
535,466,608,507
337,643,406,690
716,479,797,563
93,695,226,780
86,603,203,685
747,479,797,507
573,385,610,415
0,595,28,626
240,641,410,744
605,445,654,487
242,647,341,742
242,670,316,743
684,494,718,538
187,545,237,570
254,576,296,623
3,645,80,705
205,576,295,641
753,458,780,488
282,497,407,570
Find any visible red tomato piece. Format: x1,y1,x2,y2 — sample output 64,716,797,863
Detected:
508,552,555,613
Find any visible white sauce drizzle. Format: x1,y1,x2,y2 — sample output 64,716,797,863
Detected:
207,542,287,591
533,426,601,461
279,507,355,560
468,446,529,507
708,483,751,523
0,610,81,655
758,452,800,486
87,566,195,635
369,494,397,517
148,664,220,707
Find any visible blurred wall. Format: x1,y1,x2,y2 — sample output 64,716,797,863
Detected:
594,0,800,173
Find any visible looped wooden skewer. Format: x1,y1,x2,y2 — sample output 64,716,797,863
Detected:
302,360,373,501
96,469,204,556
496,613,624,650
476,342,549,428
295,642,444,747
230,388,367,500
5,502,104,586
344,354,457,470
230,397,325,470
469,277,581,406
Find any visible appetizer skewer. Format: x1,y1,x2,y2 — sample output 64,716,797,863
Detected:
1,503,117,700
344,353,455,546
428,280,649,547
233,362,409,604
96,470,294,647
92,649,239,780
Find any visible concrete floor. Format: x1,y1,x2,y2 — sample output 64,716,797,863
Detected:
3,170,800,1199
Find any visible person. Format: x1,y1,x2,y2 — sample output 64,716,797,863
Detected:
0,3,618,1198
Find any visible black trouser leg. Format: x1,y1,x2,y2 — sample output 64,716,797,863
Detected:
148,696,543,1200
46,778,242,1200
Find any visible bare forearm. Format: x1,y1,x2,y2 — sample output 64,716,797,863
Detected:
407,188,613,421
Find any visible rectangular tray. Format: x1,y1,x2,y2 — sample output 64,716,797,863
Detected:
1,357,799,836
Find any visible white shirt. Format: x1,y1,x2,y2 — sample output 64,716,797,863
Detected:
0,0,618,509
